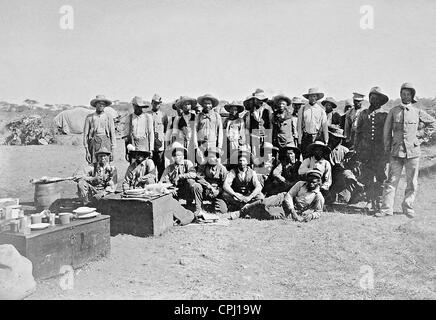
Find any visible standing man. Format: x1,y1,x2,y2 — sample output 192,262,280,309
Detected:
123,96,154,163
222,101,247,166
321,97,341,126
147,94,168,179
194,94,224,165
271,94,296,155
340,99,354,130
344,92,365,148
297,88,329,158
378,83,436,217
83,95,116,164
354,87,389,211
290,97,305,147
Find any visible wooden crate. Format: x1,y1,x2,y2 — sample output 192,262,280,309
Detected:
97,193,175,237
0,215,110,279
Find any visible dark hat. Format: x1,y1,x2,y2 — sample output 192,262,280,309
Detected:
90,95,112,107
321,97,338,109
197,94,219,108
243,90,268,107
306,141,331,158
224,101,244,113
231,149,254,162
175,96,197,109
283,143,300,154
369,87,389,106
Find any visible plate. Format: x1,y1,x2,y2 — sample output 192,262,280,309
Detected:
124,189,145,194
30,223,50,230
76,212,100,219
73,207,96,215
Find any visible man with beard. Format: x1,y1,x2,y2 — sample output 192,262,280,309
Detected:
195,147,228,215
194,94,223,165
83,95,116,164
378,83,436,218
73,147,118,206
354,87,390,211
297,88,329,158
263,144,301,196
122,144,156,192
344,92,365,148
147,94,168,179
298,141,332,198
221,150,264,217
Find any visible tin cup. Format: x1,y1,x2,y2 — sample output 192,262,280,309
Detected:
59,213,72,225
31,214,42,224
10,220,19,233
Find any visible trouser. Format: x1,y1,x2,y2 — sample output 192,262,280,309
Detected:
77,180,107,205
152,149,166,180
173,179,203,212
381,156,419,215
88,134,112,164
359,159,387,210
192,183,228,214
300,132,324,159
219,191,265,214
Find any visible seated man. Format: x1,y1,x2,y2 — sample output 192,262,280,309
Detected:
159,142,201,221
241,169,324,222
221,150,264,217
298,141,332,197
253,141,278,188
263,143,301,196
122,145,157,192
73,147,118,206
195,147,228,214
326,125,364,204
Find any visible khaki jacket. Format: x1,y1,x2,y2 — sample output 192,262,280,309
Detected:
383,104,436,158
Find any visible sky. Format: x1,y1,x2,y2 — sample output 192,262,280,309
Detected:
0,0,435,106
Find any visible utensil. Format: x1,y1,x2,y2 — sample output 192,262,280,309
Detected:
29,223,50,230
31,214,42,224
59,212,72,225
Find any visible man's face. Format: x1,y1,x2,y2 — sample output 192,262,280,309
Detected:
344,105,352,113
207,153,218,166
238,156,248,169
254,99,263,109
182,102,191,114
276,100,287,113
98,154,109,165
151,101,161,112
229,106,238,117
308,94,318,105
323,102,334,114
313,147,324,160
96,102,106,114
173,150,184,164
400,89,413,104
306,176,321,191
353,99,362,109
328,136,340,149
286,149,296,162
202,99,213,113
133,104,143,115
369,94,381,108
292,104,302,114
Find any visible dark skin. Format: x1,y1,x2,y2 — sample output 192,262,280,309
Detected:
328,135,342,150
312,147,324,161
133,104,143,116
275,99,287,114
289,175,322,222
201,99,213,114
353,99,362,110
369,93,383,111
308,94,318,105
323,102,334,114
400,89,413,105
292,104,302,116
151,100,161,112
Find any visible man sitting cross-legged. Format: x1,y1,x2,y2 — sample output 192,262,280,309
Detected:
240,169,325,222
221,150,264,218
73,147,118,206
122,143,157,192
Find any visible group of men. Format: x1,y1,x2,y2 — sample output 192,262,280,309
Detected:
73,83,436,224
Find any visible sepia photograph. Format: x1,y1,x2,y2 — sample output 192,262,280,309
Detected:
0,0,435,305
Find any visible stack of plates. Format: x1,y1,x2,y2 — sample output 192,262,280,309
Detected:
30,223,50,230
124,189,145,196
73,207,96,216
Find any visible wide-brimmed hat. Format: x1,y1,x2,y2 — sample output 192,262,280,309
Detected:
400,82,417,103
95,147,111,156
243,89,268,107
262,141,279,151
230,149,254,162
281,143,300,156
151,93,162,103
175,96,197,109
306,141,331,157
321,97,338,109
90,95,112,107
352,92,365,101
328,125,346,139
128,138,152,156
224,101,244,113
272,94,292,106
171,141,188,157
204,146,223,158
291,97,306,105
197,94,219,108
131,96,147,107
302,88,324,100
369,86,389,106
306,169,323,180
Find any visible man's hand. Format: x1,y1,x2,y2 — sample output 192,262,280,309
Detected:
233,193,245,202
85,150,91,164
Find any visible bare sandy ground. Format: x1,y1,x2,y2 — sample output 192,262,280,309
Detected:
1,140,435,299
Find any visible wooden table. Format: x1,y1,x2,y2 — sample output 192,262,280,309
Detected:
97,193,177,237
0,215,110,279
